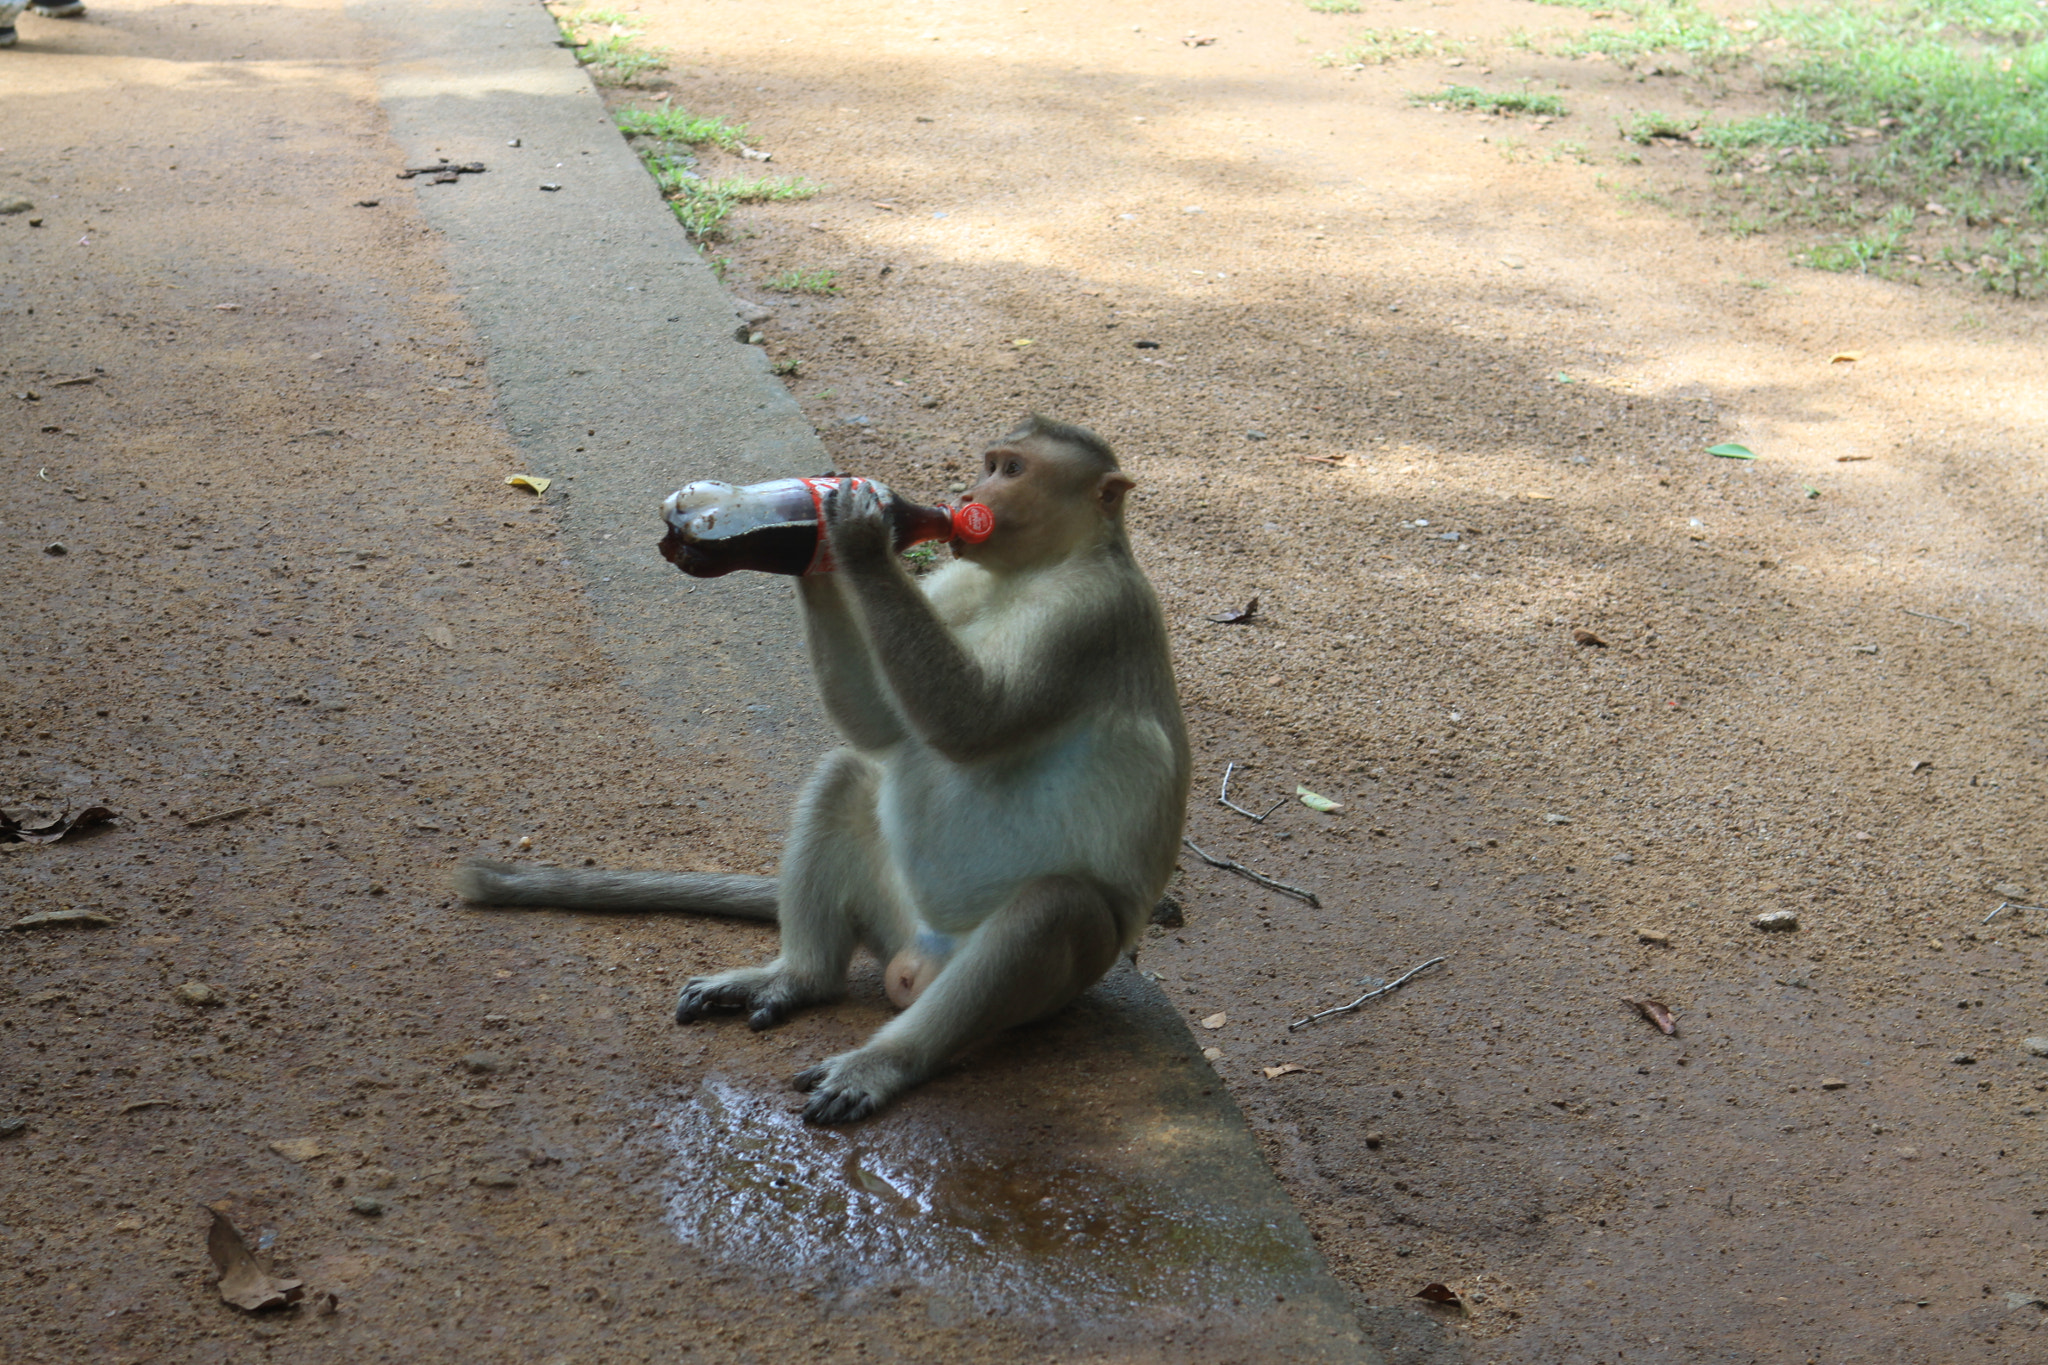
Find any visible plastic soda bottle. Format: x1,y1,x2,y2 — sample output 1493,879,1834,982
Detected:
658,476,996,578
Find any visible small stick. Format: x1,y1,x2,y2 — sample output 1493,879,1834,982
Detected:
1899,607,1970,632
1986,900,2048,924
1181,837,1320,907
1289,956,1447,1031
1218,762,1286,824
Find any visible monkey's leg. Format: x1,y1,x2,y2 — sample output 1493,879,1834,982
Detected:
794,874,1124,1124
675,748,904,1032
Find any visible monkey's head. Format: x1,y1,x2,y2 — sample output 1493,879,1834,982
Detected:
956,415,1135,570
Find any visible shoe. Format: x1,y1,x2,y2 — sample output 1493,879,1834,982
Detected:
31,0,85,15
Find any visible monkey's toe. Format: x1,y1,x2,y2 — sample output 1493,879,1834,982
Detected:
801,1082,882,1125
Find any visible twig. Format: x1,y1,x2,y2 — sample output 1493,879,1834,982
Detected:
1986,900,2048,924
1289,956,1446,1031
1218,762,1286,824
1899,607,1970,633
185,805,256,829
1181,837,1320,907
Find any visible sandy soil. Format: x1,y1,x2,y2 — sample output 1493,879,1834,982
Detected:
4,0,2046,1362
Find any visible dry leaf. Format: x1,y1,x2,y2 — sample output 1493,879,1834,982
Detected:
1183,34,1216,46
10,908,114,930
1829,351,1863,364
1572,629,1607,648
1297,785,1343,813
1,805,117,844
1262,1063,1310,1079
267,1137,327,1163
1206,597,1259,625
1835,454,1873,462
1200,1011,1228,1030
1622,997,1677,1035
505,475,552,495
119,1099,173,1114
1415,1282,1464,1304
207,1211,303,1313
1521,492,1556,500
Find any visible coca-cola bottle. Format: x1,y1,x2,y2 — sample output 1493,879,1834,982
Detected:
658,476,996,578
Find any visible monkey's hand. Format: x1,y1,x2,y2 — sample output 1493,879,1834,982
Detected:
794,1049,918,1125
819,478,894,573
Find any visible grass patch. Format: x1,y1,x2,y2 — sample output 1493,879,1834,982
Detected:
1413,85,1567,117
765,268,841,294
1803,205,1917,272
1303,0,1362,11
666,177,821,240
1623,111,1695,144
1515,0,1734,61
1316,28,1467,66
617,107,749,150
551,6,668,85
1695,113,1837,153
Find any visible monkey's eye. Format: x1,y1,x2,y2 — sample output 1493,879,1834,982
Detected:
1003,459,1022,477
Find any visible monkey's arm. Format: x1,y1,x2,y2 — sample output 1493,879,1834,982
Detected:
796,573,908,752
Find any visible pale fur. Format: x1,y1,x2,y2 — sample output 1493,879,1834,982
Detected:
454,430,1190,1123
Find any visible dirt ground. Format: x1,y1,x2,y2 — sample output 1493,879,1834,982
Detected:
5,0,2047,1362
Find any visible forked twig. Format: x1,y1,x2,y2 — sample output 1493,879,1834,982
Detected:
1181,837,1320,907
1219,762,1286,824
1289,956,1446,1032
1985,900,2048,925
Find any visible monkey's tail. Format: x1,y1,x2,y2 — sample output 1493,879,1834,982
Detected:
452,859,778,921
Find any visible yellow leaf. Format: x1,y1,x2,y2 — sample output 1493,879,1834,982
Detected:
1297,785,1343,813
1012,338,1034,347
1262,1063,1310,1079
1522,491,1555,501
506,475,552,495
1829,351,1863,364
1200,1011,1228,1030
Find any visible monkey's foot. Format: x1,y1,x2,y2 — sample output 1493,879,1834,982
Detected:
673,966,830,1032
792,1049,917,1125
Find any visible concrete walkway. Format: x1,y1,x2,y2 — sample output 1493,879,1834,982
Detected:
352,2,1381,1359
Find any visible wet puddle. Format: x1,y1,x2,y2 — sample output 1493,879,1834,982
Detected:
658,1072,1319,1321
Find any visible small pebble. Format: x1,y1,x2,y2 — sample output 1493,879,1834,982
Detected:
1246,430,1268,441
1754,911,1800,932
1820,1077,1848,1090
1613,851,1636,864
349,1196,383,1216
1993,882,2032,899
174,981,221,1006
460,1051,505,1074
1951,1053,1978,1066
1636,929,1670,946
0,1117,26,1138
1543,812,1571,826
2024,1037,2048,1058
0,196,34,215
43,542,68,556
1364,1130,1384,1149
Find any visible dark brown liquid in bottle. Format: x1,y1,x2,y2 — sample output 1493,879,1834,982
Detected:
659,477,960,579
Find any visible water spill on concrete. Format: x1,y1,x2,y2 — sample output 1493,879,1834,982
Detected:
658,1071,1317,1322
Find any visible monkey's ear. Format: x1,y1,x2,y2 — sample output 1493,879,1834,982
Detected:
1098,473,1135,514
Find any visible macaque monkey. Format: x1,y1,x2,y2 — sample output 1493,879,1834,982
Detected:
455,415,1191,1123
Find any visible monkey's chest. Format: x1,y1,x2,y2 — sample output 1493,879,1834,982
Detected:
875,722,1172,929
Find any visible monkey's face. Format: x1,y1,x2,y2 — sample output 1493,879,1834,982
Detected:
956,439,1130,569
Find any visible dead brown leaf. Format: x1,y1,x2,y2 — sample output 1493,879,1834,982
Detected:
1262,1063,1310,1079
1622,997,1678,1036
1206,597,1259,625
0,805,117,844
1571,629,1607,648
9,908,114,930
1415,1282,1469,1314
207,1210,303,1313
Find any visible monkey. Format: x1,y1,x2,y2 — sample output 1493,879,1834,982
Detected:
455,415,1191,1123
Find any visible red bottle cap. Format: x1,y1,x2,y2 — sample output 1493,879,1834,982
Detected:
951,502,996,543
